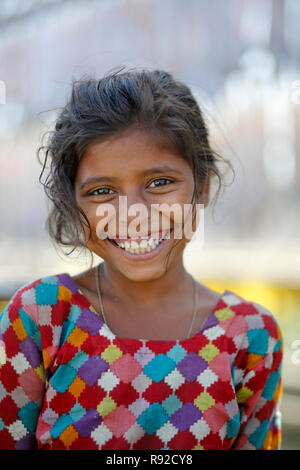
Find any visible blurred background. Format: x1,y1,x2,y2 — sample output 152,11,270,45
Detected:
0,0,299,449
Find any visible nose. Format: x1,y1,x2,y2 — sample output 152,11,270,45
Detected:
117,192,150,237
96,190,172,240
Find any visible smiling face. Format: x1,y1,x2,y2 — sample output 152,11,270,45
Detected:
74,128,209,282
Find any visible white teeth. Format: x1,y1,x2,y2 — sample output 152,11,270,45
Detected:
139,240,148,249
114,237,164,254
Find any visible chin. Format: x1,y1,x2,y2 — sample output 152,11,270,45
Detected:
119,263,168,283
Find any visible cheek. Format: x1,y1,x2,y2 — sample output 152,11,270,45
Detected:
85,203,120,241
159,187,195,235
156,206,186,241
183,204,201,241
77,204,101,243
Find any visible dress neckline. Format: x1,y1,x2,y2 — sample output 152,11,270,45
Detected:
60,272,230,344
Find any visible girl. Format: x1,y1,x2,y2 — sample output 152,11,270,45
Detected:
0,67,283,450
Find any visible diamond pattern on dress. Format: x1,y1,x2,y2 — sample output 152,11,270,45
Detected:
0,274,283,450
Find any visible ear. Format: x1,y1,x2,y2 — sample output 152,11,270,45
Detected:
198,177,210,208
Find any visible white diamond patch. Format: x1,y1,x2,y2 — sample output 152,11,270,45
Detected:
11,353,30,375
129,398,150,417
156,421,178,444
197,368,218,388
8,420,28,441
21,288,36,306
97,370,120,392
164,369,185,391
132,372,152,394
91,422,113,447
124,422,145,448
203,325,225,341
245,314,264,330
225,398,239,419
223,294,241,306
190,417,210,441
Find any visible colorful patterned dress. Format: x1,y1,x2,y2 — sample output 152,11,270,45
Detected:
0,273,283,450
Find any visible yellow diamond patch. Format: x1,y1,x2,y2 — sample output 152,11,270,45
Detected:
214,307,235,322
89,305,99,315
97,395,117,418
198,342,219,363
194,391,215,412
236,386,253,403
101,344,123,365
35,364,46,382
193,443,204,450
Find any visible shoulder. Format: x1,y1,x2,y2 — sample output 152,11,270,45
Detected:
221,289,283,355
0,273,77,326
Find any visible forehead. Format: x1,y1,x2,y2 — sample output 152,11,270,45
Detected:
76,128,190,175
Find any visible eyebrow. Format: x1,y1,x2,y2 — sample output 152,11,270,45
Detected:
79,166,183,191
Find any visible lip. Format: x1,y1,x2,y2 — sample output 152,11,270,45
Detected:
107,228,173,261
109,229,170,243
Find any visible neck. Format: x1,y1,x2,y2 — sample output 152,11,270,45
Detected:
99,260,193,310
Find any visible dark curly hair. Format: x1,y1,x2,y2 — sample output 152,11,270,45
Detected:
37,65,235,269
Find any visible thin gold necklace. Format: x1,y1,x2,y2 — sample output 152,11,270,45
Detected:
95,263,198,339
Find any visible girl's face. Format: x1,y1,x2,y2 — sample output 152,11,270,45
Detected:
74,128,209,282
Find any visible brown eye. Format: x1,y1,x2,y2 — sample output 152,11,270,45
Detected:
148,178,173,188
88,187,114,196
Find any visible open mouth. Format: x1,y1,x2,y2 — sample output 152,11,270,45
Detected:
106,228,173,259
